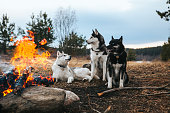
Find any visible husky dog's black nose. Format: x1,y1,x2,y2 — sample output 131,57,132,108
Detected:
86,40,90,44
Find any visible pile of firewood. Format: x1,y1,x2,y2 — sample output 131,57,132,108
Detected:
0,67,56,98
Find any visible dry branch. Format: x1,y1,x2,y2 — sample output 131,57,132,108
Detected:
97,84,170,96
104,105,112,113
138,91,170,97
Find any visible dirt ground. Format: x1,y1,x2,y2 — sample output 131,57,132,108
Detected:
35,57,170,113
54,60,170,113
1,56,170,113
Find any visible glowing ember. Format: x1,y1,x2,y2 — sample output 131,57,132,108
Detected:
48,27,51,32
3,89,13,96
27,30,34,42
10,36,14,41
39,38,47,45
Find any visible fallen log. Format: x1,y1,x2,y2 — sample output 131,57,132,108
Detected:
0,86,80,113
97,84,170,96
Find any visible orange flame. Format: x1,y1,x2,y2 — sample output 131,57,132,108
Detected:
11,31,50,74
3,30,51,96
27,30,34,42
39,38,47,45
26,74,34,83
10,36,14,41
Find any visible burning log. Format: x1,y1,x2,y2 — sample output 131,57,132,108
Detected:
0,76,7,97
33,76,56,86
13,73,29,95
0,68,18,97
0,67,56,98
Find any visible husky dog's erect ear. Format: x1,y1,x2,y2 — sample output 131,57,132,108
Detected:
119,36,123,42
94,29,99,35
111,36,114,40
62,51,64,54
92,29,95,34
100,36,105,44
57,51,61,57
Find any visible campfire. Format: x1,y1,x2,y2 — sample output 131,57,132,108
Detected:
0,31,80,113
0,30,55,97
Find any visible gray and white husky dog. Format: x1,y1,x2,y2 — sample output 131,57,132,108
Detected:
52,51,92,83
86,29,108,81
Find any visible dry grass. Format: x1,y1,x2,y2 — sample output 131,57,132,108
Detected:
69,57,90,67
31,57,170,77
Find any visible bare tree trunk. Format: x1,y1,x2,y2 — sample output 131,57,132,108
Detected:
3,41,7,54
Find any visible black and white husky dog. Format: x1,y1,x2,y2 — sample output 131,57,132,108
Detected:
86,29,108,81
106,36,129,88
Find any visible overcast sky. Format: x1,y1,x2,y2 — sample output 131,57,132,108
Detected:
0,0,169,48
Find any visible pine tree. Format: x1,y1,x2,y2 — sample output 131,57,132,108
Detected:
26,11,55,49
156,0,170,21
127,49,136,61
161,38,170,61
60,32,87,56
0,14,15,54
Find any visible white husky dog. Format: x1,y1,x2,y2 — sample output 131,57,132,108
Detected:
86,29,108,82
52,51,92,83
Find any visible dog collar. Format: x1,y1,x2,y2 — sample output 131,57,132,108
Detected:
91,48,101,52
114,51,124,57
58,64,66,68
115,55,119,59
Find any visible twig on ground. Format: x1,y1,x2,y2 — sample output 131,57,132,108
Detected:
87,94,101,113
138,91,170,97
104,105,112,113
98,84,170,96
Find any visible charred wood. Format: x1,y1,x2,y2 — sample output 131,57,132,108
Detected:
0,68,56,98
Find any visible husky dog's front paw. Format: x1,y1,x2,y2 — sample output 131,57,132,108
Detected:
102,77,106,81
107,77,112,88
94,75,100,80
82,78,88,81
107,83,112,89
119,79,124,88
67,77,74,83
88,77,93,82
